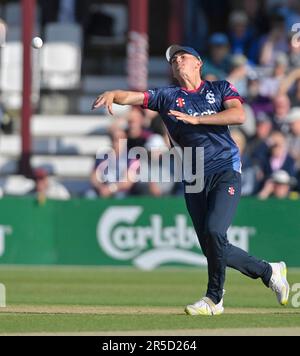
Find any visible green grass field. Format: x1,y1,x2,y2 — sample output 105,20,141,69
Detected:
0,266,300,335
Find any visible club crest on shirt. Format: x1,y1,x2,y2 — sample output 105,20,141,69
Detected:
176,98,186,108
206,90,216,104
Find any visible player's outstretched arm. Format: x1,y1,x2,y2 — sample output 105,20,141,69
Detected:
92,90,145,115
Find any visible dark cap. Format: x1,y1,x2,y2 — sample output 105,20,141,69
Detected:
209,33,229,46
166,45,202,64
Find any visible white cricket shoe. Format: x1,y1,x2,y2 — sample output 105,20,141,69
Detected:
185,295,224,316
269,262,290,306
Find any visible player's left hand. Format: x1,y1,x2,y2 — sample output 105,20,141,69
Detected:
92,91,115,115
168,110,200,125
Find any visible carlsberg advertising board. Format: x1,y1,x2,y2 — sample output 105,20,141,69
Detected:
96,206,255,270
0,197,299,267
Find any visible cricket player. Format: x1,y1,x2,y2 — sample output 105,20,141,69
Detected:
92,45,290,316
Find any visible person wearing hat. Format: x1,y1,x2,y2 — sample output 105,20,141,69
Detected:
202,33,232,80
29,168,70,203
258,170,298,199
92,44,289,316
228,10,258,63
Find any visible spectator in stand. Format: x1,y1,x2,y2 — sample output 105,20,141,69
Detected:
246,112,274,193
228,11,258,63
248,112,273,163
88,129,140,199
28,168,70,203
231,129,257,196
278,68,300,107
259,13,289,67
227,54,249,98
260,131,296,190
246,71,273,118
126,107,153,151
259,52,289,99
271,94,291,134
258,170,298,199
202,33,232,79
288,33,300,69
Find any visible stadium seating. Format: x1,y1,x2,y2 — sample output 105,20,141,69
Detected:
0,155,94,178
0,134,111,156
5,26,21,42
45,23,83,46
0,41,22,110
41,43,82,89
0,41,41,110
0,175,34,196
41,23,83,90
0,114,113,195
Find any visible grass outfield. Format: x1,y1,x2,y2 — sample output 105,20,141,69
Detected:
0,266,300,335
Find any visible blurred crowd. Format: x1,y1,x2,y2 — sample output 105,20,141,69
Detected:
89,0,300,200
86,107,179,199
195,0,300,200
1,0,300,201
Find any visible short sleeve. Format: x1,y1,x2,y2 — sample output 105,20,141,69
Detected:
221,81,244,104
142,88,167,112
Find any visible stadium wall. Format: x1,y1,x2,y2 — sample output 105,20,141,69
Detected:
0,197,299,268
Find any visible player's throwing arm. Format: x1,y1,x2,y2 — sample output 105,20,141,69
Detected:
92,91,144,115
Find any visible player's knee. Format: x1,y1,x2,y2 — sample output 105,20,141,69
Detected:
206,226,226,241
206,227,229,254
207,226,221,238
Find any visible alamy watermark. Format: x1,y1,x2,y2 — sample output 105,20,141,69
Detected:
291,23,300,48
95,139,205,194
291,283,300,308
0,284,6,308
